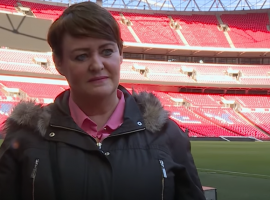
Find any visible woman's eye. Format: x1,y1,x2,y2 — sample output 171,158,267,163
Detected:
102,49,113,56
75,54,88,61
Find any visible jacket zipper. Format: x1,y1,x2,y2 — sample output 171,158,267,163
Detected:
31,159,39,200
50,124,146,152
97,128,146,151
159,160,167,200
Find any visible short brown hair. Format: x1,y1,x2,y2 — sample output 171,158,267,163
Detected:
47,2,123,59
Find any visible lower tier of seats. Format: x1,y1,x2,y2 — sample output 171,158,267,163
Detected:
0,81,269,139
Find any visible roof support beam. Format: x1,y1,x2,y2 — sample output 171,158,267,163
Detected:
111,0,117,7
145,0,152,10
184,0,192,11
193,0,201,11
159,0,166,10
136,0,142,7
121,0,127,8
244,0,252,10
208,0,216,11
169,0,176,11
217,0,226,11
260,0,267,9
234,0,242,11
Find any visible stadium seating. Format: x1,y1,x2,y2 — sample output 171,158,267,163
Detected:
0,61,51,74
168,106,239,137
221,13,270,48
241,112,270,134
0,2,269,140
192,107,268,138
122,13,183,45
240,77,270,85
0,0,17,12
236,65,270,76
0,81,65,98
224,95,270,108
0,78,268,138
169,93,222,107
110,12,137,43
0,49,53,64
0,1,270,48
20,1,66,20
171,14,230,47
0,48,270,85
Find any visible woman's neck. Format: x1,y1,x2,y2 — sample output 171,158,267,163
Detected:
71,90,119,130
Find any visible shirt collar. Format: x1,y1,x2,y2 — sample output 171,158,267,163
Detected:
68,89,125,131
105,89,125,130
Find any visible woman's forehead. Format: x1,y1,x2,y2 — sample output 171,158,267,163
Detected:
62,35,118,51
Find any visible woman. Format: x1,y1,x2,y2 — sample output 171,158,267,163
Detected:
0,2,205,200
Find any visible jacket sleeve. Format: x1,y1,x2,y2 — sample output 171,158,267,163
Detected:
0,133,20,200
168,120,206,200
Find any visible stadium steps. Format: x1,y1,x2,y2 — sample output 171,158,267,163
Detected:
187,107,242,136
167,16,189,46
236,111,270,137
216,15,235,48
120,13,141,43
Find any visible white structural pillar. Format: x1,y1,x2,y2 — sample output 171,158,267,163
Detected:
216,15,235,48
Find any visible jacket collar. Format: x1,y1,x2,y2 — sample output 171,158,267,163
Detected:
3,85,169,138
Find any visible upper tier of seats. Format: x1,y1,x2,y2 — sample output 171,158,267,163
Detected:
0,0,17,12
221,13,270,48
0,0,269,48
122,13,184,45
171,14,230,47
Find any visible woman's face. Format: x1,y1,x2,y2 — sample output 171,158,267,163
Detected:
55,34,123,99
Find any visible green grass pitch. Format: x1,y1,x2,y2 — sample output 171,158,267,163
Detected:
192,141,270,200
0,140,269,200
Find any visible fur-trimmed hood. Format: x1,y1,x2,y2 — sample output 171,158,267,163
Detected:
3,91,169,136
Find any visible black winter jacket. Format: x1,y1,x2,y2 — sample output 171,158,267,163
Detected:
0,86,205,200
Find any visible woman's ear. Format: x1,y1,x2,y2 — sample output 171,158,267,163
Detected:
53,53,65,76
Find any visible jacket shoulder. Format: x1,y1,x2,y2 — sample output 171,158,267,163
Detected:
164,119,190,143
3,101,52,137
132,91,170,133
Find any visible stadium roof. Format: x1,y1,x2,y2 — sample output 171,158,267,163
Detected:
48,0,270,11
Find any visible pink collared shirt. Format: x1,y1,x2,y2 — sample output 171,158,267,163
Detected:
69,90,125,142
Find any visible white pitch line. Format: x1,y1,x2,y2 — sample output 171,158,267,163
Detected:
198,168,270,178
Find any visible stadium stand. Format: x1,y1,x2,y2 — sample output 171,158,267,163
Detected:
224,95,270,108
241,112,270,134
0,49,53,64
171,14,230,47
0,81,65,98
0,1,269,141
1,48,270,85
0,1,270,48
168,106,240,137
169,93,222,107
192,107,268,139
110,11,137,43
0,61,51,74
0,0,17,12
20,1,66,20
221,13,270,48
121,13,183,45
